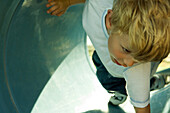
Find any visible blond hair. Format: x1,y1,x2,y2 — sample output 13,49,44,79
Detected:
110,0,170,62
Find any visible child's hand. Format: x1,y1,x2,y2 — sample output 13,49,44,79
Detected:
46,0,70,16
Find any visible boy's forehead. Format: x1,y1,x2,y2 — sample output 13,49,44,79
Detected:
112,33,129,42
112,33,130,48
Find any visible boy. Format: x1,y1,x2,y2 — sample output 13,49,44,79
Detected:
46,0,170,113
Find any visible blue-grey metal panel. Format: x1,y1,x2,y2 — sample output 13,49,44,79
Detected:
1,0,85,112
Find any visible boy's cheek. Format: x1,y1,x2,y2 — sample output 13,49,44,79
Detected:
110,55,115,62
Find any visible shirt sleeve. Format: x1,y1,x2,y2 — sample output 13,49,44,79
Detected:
123,62,151,108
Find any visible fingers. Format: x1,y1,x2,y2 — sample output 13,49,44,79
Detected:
51,9,60,15
46,0,67,16
51,7,63,15
46,1,56,8
48,0,53,2
47,4,59,14
52,9,66,16
57,10,66,16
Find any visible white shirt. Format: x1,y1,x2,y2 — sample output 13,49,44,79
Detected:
82,0,160,108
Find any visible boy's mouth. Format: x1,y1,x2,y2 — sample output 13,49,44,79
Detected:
113,59,127,67
110,56,121,66
110,56,127,67
114,59,121,66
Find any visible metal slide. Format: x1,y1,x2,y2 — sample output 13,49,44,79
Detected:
0,0,169,113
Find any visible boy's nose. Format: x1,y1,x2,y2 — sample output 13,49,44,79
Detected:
124,58,135,67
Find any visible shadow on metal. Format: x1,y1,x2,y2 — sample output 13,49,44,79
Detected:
150,84,170,113
83,103,125,113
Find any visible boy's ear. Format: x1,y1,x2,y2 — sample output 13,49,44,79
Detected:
105,9,113,30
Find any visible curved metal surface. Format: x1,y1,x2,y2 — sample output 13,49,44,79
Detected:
1,0,85,113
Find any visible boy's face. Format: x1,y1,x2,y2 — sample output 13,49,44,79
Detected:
106,9,137,67
108,34,137,67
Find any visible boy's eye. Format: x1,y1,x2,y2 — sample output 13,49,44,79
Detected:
122,47,131,53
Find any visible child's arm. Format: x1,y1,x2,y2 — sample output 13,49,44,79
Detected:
134,104,150,113
46,0,86,16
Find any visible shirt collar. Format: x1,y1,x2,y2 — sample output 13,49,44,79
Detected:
101,9,109,39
